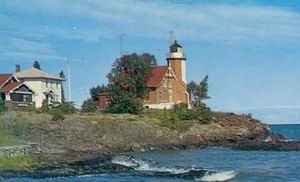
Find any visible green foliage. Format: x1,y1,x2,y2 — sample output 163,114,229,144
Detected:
40,100,50,113
90,85,108,101
0,97,6,113
198,75,210,100
192,105,213,124
55,102,76,114
173,103,194,120
189,75,210,108
81,98,98,113
0,137,23,147
106,53,157,114
187,81,198,102
106,91,143,114
33,60,41,70
0,156,32,170
160,108,180,130
52,111,65,121
39,100,75,115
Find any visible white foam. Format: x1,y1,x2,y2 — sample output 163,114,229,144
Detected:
111,156,140,168
199,171,237,182
112,156,192,174
112,156,237,181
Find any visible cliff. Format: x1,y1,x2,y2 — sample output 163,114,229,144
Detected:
0,111,270,162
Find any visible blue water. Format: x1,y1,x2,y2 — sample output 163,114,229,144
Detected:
270,124,300,140
2,124,300,182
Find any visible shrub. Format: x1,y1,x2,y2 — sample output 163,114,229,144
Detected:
193,105,213,124
173,103,196,120
0,97,6,113
52,111,65,121
81,98,98,113
39,100,50,113
56,102,76,114
160,109,180,130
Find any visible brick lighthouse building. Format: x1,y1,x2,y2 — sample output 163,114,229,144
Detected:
143,40,189,109
99,40,189,110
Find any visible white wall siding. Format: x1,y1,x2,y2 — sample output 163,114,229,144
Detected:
21,78,63,108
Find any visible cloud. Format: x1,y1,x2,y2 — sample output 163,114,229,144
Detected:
0,36,65,62
2,0,300,44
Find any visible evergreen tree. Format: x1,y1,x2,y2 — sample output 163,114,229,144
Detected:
59,71,66,103
191,75,210,108
198,75,210,101
33,60,41,70
187,81,198,102
81,98,98,112
106,53,156,114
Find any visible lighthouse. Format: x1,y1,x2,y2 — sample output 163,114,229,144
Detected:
167,40,186,83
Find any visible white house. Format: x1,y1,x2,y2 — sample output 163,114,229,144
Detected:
13,66,65,108
0,65,64,108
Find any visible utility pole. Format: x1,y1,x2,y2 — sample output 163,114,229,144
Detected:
66,57,71,102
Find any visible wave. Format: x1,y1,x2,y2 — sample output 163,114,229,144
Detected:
112,155,237,181
198,171,237,182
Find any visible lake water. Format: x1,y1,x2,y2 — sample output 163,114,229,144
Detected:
2,124,300,182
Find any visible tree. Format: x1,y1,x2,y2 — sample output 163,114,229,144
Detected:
59,71,66,103
33,60,41,70
189,75,210,108
0,97,6,112
81,98,98,112
187,81,198,102
188,76,212,123
198,75,210,100
106,53,157,114
90,85,108,102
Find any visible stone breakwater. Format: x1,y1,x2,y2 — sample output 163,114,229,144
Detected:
0,145,33,157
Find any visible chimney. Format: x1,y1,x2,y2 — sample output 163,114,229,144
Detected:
15,64,21,73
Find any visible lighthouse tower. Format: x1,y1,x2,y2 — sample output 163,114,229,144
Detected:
167,40,186,83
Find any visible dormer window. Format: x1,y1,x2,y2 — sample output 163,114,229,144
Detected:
166,79,171,88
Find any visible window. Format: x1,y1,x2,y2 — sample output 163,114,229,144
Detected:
46,80,49,88
163,79,167,87
10,93,32,103
169,91,172,103
166,79,171,88
56,81,59,88
159,91,163,103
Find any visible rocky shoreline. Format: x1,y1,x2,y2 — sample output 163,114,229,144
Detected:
0,111,300,178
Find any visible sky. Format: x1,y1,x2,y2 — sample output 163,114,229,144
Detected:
1,0,300,124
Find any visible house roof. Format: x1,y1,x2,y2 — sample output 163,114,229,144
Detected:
14,67,64,80
147,66,168,88
0,82,21,92
0,74,12,87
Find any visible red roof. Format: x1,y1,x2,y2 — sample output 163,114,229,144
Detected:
0,82,21,92
0,74,12,87
147,66,168,88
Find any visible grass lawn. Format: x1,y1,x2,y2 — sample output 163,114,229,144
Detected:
0,155,32,170
0,137,23,147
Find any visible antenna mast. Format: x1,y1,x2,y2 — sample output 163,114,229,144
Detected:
66,57,71,102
